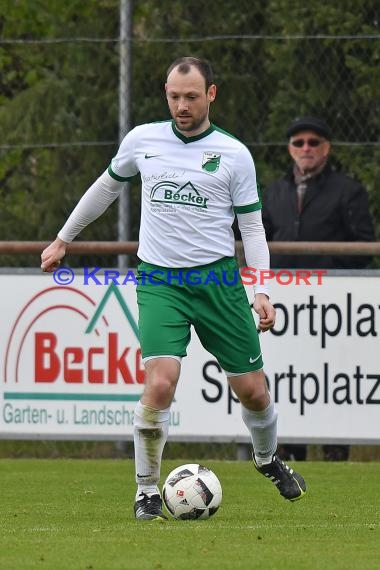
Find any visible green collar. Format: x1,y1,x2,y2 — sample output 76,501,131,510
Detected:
171,121,215,143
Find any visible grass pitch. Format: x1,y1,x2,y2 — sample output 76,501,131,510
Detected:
1,459,379,570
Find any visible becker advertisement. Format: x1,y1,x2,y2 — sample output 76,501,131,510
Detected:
1,272,379,443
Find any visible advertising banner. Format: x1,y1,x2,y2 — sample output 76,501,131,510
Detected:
1,271,379,443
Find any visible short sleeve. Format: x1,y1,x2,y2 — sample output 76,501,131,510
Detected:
108,127,140,182
231,146,262,214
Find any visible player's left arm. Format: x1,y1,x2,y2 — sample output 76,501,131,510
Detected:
230,146,275,331
237,210,276,332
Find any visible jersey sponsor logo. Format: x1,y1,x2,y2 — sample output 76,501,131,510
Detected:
145,153,161,159
202,151,221,173
150,181,209,209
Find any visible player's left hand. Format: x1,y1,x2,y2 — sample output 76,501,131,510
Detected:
253,293,276,332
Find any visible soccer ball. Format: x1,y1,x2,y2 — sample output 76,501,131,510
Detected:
162,463,222,520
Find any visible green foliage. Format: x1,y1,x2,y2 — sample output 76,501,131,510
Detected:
0,0,120,266
0,0,379,266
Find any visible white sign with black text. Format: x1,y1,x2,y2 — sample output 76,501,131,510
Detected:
0,272,379,443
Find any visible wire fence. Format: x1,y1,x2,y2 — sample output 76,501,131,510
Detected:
1,31,379,149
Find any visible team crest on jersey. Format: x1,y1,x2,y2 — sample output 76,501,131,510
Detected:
202,152,221,173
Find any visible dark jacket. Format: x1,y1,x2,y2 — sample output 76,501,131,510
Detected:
262,163,375,269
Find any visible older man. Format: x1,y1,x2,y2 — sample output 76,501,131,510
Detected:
263,116,375,269
262,116,375,461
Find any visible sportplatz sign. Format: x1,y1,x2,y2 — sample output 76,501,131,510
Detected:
1,271,379,443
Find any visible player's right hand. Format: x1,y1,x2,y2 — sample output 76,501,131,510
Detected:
41,237,68,273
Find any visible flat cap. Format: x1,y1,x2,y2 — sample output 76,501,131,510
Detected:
286,116,332,140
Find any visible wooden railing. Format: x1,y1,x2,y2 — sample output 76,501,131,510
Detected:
0,241,380,255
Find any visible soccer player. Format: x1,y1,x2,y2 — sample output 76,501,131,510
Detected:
41,56,306,521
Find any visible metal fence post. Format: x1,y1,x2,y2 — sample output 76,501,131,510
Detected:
117,0,133,269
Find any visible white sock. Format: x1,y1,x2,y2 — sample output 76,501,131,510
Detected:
241,399,278,467
136,485,160,499
133,401,170,500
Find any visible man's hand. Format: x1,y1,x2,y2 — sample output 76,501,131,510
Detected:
253,293,276,332
41,237,68,273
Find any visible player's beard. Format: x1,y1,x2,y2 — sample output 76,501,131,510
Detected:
174,110,209,134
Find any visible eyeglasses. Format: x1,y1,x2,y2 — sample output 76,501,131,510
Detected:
290,138,324,148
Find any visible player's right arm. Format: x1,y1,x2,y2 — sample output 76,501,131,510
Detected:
40,125,142,272
40,169,126,272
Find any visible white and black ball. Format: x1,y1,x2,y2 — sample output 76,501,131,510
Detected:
162,463,222,520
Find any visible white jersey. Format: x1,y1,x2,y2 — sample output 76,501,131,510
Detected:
109,120,261,267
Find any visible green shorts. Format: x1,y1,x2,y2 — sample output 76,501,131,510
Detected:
136,256,263,374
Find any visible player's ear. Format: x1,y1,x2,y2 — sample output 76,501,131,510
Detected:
208,84,217,102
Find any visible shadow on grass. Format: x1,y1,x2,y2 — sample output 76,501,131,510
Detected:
0,440,380,460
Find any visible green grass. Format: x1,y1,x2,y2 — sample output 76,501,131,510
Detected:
1,460,379,570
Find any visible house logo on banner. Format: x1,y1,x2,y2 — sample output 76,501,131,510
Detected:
2,283,146,435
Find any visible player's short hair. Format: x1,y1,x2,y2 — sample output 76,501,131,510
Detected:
166,57,214,91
